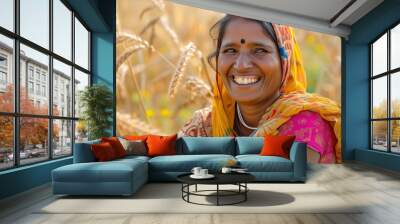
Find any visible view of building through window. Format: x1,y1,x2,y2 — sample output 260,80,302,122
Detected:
0,0,90,170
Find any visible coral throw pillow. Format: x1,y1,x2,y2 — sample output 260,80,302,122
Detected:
101,137,127,158
91,142,117,161
146,134,177,157
260,135,296,159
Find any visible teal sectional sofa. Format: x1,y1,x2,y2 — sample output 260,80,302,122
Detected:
52,137,307,196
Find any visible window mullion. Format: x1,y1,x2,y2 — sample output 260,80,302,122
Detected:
370,45,373,149
388,30,391,153
13,0,20,167
49,0,53,160
71,10,76,155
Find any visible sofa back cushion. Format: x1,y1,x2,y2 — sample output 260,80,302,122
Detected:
177,137,235,155
73,139,100,163
235,137,264,155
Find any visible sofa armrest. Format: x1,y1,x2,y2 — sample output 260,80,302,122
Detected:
289,141,307,182
73,140,100,163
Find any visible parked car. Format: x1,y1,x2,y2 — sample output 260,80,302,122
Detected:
7,153,13,161
8,150,32,160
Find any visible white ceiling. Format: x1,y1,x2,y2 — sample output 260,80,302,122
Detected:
170,0,384,38
227,0,352,22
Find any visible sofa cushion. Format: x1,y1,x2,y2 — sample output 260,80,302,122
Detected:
236,155,293,172
176,137,235,155
52,159,147,183
235,137,264,155
148,154,235,172
114,155,150,163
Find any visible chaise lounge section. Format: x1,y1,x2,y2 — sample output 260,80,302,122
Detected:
52,140,149,196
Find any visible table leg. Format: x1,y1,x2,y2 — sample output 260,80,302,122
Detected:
245,183,247,201
187,184,190,202
181,184,183,199
217,184,219,206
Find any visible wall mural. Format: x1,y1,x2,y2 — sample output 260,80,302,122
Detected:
116,0,342,163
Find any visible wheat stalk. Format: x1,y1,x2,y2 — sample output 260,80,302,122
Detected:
175,76,212,111
151,0,165,11
117,32,178,69
117,44,147,70
175,91,211,111
117,32,154,49
168,42,196,98
117,112,164,135
175,96,197,111
184,76,212,99
195,50,203,59
160,16,180,48
116,64,129,101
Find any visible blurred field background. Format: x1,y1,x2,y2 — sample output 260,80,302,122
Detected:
116,0,341,136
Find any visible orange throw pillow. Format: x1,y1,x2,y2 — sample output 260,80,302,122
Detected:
91,142,117,161
146,134,177,157
259,135,296,159
101,137,126,158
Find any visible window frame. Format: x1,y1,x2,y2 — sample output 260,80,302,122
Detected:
0,0,92,171
370,21,400,154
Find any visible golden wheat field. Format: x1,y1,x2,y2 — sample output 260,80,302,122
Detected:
116,0,341,136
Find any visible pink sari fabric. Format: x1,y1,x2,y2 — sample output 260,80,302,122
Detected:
278,110,336,163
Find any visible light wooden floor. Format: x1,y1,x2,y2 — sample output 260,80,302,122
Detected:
1,162,400,224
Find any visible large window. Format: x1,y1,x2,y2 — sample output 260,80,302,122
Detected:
371,23,400,154
0,0,91,171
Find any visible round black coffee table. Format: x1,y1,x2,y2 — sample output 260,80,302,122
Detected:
177,173,255,206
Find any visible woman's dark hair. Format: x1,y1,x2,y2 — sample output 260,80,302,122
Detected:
207,15,278,71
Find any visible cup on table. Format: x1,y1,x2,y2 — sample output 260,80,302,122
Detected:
200,168,208,176
221,167,232,174
191,167,202,176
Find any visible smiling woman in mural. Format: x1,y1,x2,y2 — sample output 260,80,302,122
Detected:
178,15,342,164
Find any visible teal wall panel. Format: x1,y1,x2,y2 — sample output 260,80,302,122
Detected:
0,158,72,199
91,32,115,135
65,0,110,32
92,33,114,88
355,149,400,172
344,0,400,170
342,43,370,160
